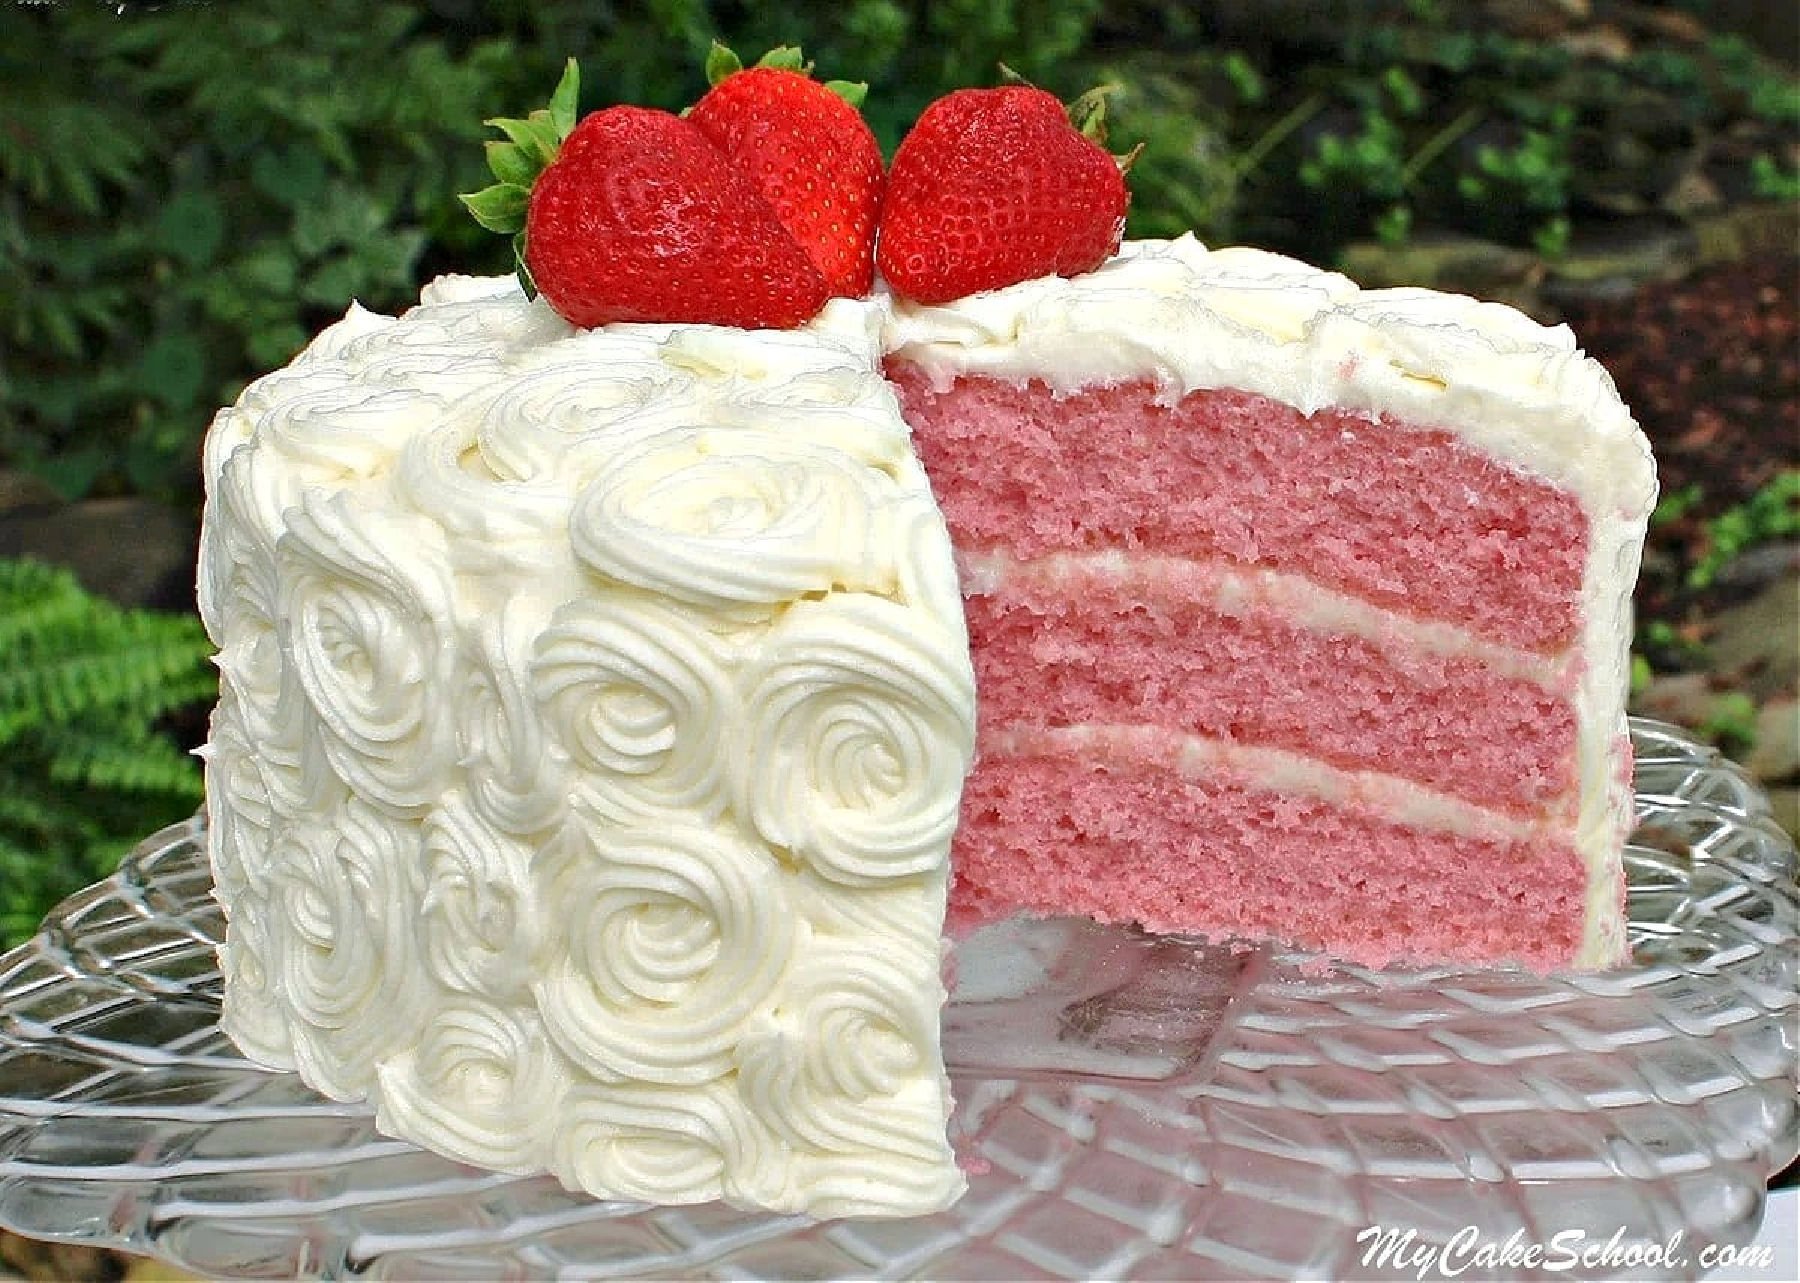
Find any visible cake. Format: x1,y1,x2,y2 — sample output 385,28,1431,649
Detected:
198,235,1655,1219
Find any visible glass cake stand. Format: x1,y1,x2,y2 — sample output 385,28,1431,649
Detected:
0,719,1794,1281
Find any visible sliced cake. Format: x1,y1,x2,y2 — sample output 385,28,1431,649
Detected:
887,237,1654,971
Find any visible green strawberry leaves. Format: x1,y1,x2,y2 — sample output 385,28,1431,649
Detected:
703,41,867,108
999,63,1141,172
461,183,528,234
459,57,580,297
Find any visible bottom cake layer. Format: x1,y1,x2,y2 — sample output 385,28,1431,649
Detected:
950,731,1595,971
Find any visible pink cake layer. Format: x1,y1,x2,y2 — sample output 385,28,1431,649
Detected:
965,561,1578,819
949,740,1588,970
888,364,1589,654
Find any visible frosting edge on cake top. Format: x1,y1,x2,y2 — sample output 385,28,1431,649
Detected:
882,234,1657,523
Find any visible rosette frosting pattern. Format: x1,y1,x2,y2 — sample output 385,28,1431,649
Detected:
196,280,975,1218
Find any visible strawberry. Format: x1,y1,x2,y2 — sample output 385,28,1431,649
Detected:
461,60,828,329
877,81,1133,305
686,44,884,298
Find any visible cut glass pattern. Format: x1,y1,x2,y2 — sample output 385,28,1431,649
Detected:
0,720,1794,1280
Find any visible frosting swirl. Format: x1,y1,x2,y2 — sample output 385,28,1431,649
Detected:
418,795,540,1001
457,607,570,836
277,491,457,814
263,798,429,1100
216,891,297,1071
533,596,737,824
740,593,974,887
201,698,278,903
473,350,688,485
534,820,796,1085
569,426,904,611
735,941,957,1202
550,1080,789,1209
375,1003,565,1174
257,376,444,478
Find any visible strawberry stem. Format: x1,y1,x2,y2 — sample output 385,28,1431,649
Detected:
823,79,868,108
707,40,833,86
1066,83,1120,146
459,57,581,299
755,46,810,73
705,41,743,85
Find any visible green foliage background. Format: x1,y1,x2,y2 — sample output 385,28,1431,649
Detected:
0,559,212,945
4,0,1793,506
0,1,1792,943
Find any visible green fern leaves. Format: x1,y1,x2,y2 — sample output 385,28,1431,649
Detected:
0,558,216,947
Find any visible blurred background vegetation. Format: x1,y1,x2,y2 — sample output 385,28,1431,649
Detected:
0,0,1795,951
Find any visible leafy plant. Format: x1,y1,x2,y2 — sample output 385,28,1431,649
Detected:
1688,471,1800,590
1700,690,1760,757
0,559,216,948
1750,153,1800,201
1652,482,1706,526
0,2,522,504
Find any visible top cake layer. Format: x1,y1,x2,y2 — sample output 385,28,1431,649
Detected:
885,235,1656,522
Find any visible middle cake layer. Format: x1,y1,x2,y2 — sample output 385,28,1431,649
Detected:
961,550,1578,819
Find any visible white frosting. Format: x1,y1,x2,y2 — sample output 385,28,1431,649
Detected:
203,240,1651,1214
200,279,974,1218
883,236,1653,518
957,548,1578,690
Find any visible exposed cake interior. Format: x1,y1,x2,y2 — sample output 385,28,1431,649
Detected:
890,363,1604,969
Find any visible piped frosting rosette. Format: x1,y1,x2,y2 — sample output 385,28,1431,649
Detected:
534,819,798,1087
569,424,909,617
215,890,297,1072
376,1003,566,1175
199,697,280,904
532,595,739,825
457,604,572,837
736,940,962,1215
473,335,691,484
418,794,542,1002
262,798,430,1100
739,592,975,888
550,1079,793,1209
198,445,326,796
277,491,458,815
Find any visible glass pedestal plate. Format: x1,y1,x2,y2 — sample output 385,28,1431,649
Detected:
0,720,1794,1280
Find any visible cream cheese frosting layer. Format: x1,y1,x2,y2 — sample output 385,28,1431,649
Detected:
200,276,974,1218
956,548,1578,691
881,235,1656,520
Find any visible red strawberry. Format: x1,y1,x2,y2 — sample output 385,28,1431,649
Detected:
877,83,1132,304
528,108,828,328
686,44,884,298
461,61,828,329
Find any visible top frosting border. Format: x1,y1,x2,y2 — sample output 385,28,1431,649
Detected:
882,235,1658,519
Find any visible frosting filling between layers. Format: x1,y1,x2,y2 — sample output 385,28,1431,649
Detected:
960,548,1580,819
